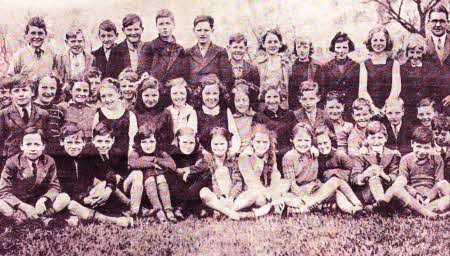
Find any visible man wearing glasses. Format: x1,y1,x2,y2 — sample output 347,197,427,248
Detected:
426,5,449,65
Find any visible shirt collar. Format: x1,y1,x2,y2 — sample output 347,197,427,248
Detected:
127,40,142,52
14,103,32,117
414,154,430,165
233,108,255,118
432,34,447,46
68,99,89,107
202,105,220,116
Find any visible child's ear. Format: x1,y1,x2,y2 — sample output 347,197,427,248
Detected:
60,140,64,147
111,137,115,144
20,144,24,152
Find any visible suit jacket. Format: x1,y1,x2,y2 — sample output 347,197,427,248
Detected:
0,104,49,158
185,43,234,90
0,153,60,206
293,107,327,131
425,35,450,66
107,40,133,79
55,50,95,83
137,36,189,85
92,45,116,79
424,36,450,106
381,118,413,156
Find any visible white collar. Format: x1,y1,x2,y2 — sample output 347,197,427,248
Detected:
432,34,447,46
202,105,220,116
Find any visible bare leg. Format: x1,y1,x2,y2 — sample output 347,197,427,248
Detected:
387,187,438,218
232,189,264,211
67,201,131,227
199,188,240,220
0,199,14,217
336,191,361,214
424,195,450,212
369,176,385,202
123,171,144,215
52,193,71,212
383,176,407,203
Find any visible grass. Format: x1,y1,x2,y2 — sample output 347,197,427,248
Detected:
0,212,449,256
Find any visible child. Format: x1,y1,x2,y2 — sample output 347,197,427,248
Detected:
118,67,139,110
92,78,138,158
278,125,363,215
227,33,260,88
323,90,353,150
90,122,143,217
56,123,132,226
382,98,412,155
0,128,67,223
196,74,240,154
199,127,243,220
92,20,118,78
135,77,174,152
416,98,437,129
0,76,11,110
351,121,400,211
165,78,197,135
58,81,97,140
56,27,94,84
348,98,373,156
379,126,448,218
294,81,326,131
0,75,49,158
230,83,257,150
432,114,449,181
129,125,177,222
83,68,102,106
231,124,290,218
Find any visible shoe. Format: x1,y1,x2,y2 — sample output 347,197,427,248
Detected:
141,207,158,217
165,210,177,223
174,207,185,220
252,204,272,217
156,210,167,223
66,216,79,227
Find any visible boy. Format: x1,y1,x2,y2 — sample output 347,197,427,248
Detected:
118,68,139,110
351,121,400,210
323,91,353,150
380,126,448,217
56,123,132,226
0,75,49,159
227,33,260,88
416,98,437,129
83,68,102,106
7,17,56,82
293,81,326,131
138,9,189,85
56,27,95,85
92,20,118,78
186,15,233,90
348,98,373,156
108,14,144,78
0,128,67,223
381,98,412,156
0,76,11,110
91,122,143,217
432,114,450,181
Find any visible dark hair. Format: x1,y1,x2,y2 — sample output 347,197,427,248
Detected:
174,126,198,152
365,121,388,138
93,122,114,138
133,124,157,154
416,97,435,109
66,27,84,40
196,74,226,110
428,5,449,20
25,16,47,35
229,81,258,114
329,32,355,52
60,122,85,140
156,9,175,24
259,29,288,53
123,13,143,28
293,36,314,56
99,20,118,35
83,67,102,82
193,15,214,29
206,127,232,154
260,85,281,102
292,122,314,140
431,114,450,132
313,125,333,146
229,33,247,47
6,74,33,90
22,127,45,144
411,126,433,144
352,98,373,113
0,76,9,90
135,77,161,113
364,26,394,52
325,90,345,105
35,73,62,103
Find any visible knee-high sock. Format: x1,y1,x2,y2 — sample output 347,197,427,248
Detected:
336,191,358,214
146,177,163,210
369,177,385,202
157,177,173,210
392,188,437,217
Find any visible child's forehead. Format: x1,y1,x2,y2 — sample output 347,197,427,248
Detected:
418,105,434,112
94,134,113,140
99,29,116,35
73,82,89,89
385,104,403,112
326,99,342,105
316,133,330,142
413,141,432,146
354,107,370,114
368,131,386,137
142,134,156,140
253,132,269,140
179,134,195,141
23,133,43,143
301,90,319,98
64,133,84,142
230,41,246,47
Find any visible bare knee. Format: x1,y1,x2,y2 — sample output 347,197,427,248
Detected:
131,171,143,183
199,187,214,201
394,176,408,187
57,193,71,203
0,199,14,217
369,176,382,183
255,195,267,207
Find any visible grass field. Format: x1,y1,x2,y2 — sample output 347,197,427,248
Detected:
1,211,449,256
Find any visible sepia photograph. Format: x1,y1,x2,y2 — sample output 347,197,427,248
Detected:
0,0,448,255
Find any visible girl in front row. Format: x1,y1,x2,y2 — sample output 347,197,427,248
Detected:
129,125,177,223
278,123,364,215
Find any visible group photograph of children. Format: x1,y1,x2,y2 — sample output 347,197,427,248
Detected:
0,0,448,255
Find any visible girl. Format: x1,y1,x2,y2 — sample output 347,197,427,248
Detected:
166,78,197,135
92,78,138,157
279,124,364,215
230,82,257,150
324,91,354,150
196,74,240,155
359,26,401,116
256,28,291,110
129,125,177,223
135,77,174,152
199,127,243,220
232,124,290,217
288,35,322,110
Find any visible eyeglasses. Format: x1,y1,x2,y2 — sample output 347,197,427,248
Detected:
430,19,447,24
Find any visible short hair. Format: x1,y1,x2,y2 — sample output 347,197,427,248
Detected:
156,9,174,24
118,68,139,83
385,98,404,110
83,67,102,82
259,29,288,53
25,16,47,35
352,98,373,113
167,77,188,88
6,75,32,90
229,33,248,47
0,76,9,90
431,114,450,132
99,78,120,94
60,122,85,140
325,90,345,105
292,122,314,139
193,15,214,29
99,20,118,35
428,5,449,20
293,35,314,56
411,126,433,144
298,80,319,97
133,124,157,153
404,34,426,56
66,27,84,40
364,26,393,52
261,85,281,101
329,32,355,53
22,127,44,144
36,73,62,101
123,13,143,28
365,121,388,138
314,125,332,144
416,97,435,109
93,122,114,138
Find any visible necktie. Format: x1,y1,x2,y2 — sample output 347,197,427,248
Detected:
22,107,29,123
376,152,382,165
32,162,38,182
437,38,442,51
35,48,42,59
